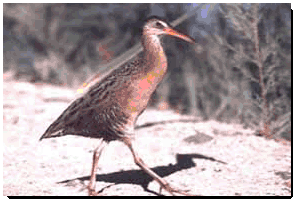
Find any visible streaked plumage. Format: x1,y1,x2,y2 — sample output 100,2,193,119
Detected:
40,16,195,196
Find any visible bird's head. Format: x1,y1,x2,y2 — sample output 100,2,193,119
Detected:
143,16,195,44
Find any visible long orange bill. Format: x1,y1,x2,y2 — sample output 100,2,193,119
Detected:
163,28,195,44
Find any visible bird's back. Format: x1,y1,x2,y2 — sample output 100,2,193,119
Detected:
40,17,192,142
40,55,153,141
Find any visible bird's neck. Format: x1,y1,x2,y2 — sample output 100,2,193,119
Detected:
141,34,168,75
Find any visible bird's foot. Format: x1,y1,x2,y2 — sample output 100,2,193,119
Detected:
159,182,196,196
89,190,98,196
88,188,100,196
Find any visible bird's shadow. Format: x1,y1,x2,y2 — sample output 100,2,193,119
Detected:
58,153,227,196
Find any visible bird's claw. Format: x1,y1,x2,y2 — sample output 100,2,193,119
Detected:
88,186,100,196
159,183,194,196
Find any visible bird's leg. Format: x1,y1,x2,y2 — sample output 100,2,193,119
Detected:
122,137,192,196
88,139,106,196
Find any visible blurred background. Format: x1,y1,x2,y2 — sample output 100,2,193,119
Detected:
3,3,291,140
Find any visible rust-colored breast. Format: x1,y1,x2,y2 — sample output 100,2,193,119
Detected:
123,60,168,124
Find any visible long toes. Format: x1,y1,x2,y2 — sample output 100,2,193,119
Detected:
159,183,197,196
174,189,200,196
88,190,98,196
88,188,100,196
170,188,190,196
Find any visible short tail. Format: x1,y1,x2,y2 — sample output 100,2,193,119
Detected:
39,127,64,141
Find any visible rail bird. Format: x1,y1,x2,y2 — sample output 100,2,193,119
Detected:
40,16,195,196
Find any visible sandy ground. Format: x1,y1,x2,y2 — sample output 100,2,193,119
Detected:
3,81,291,196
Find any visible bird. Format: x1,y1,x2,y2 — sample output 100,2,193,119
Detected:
40,16,195,196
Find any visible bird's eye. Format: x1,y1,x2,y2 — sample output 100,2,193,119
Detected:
155,21,164,28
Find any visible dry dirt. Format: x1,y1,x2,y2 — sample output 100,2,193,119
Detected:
3,80,291,196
